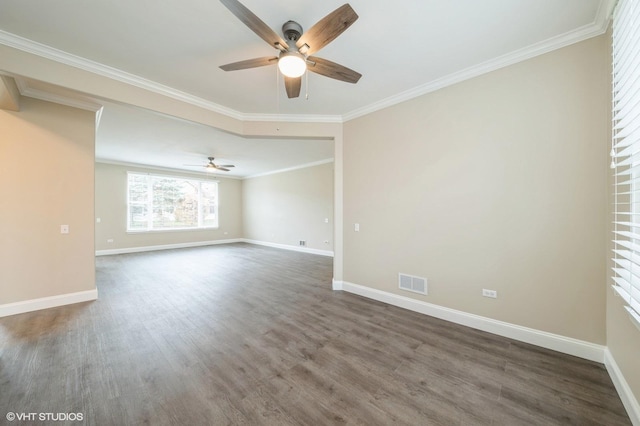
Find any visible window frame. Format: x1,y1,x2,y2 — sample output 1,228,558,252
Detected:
126,171,219,233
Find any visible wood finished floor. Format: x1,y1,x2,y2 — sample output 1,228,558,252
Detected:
0,243,631,425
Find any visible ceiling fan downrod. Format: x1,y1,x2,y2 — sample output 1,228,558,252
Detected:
282,20,303,42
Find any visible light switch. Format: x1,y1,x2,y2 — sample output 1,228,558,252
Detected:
61,225,69,234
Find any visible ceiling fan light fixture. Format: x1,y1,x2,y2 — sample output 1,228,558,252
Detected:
278,52,307,78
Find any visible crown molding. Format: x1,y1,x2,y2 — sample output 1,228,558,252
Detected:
0,0,615,124
242,113,342,123
95,159,242,180
96,157,334,180
342,0,615,122
0,29,245,119
243,158,334,180
14,77,103,112
0,29,344,124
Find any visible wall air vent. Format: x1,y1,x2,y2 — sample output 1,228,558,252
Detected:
399,273,427,295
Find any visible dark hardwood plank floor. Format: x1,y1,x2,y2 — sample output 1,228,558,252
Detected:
0,243,631,425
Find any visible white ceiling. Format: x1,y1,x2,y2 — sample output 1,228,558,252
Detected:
0,0,612,176
96,101,334,178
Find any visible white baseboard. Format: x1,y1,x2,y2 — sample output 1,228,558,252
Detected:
95,238,333,258
332,279,344,290
605,348,640,426
95,238,243,256
333,280,605,363
242,239,334,257
0,289,98,318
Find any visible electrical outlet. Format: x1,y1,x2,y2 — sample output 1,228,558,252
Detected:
482,289,498,298
354,223,360,232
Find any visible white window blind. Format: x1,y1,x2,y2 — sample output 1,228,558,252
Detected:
612,0,640,328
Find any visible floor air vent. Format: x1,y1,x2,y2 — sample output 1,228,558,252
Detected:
399,273,427,295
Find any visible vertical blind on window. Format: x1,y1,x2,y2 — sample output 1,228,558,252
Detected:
612,0,640,327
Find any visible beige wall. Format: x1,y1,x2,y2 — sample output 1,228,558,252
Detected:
95,162,243,251
343,35,610,344
242,162,334,252
0,97,96,304
608,294,640,408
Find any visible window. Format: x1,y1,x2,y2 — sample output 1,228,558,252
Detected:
611,0,640,329
127,172,218,231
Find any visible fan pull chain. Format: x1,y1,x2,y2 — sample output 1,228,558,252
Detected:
305,71,309,100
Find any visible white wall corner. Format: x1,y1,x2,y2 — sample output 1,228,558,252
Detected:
332,279,344,290
338,281,605,363
604,348,640,426
0,289,98,318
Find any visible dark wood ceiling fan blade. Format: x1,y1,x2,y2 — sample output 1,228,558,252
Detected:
307,56,361,83
216,167,231,172
217,165,235,168
284,76,301,98
219,0,289,51
296,4,358,56
220,56,278,71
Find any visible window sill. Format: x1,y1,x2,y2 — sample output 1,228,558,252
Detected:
127,227,219,234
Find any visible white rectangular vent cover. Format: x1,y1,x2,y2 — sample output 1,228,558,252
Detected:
399,273,427,295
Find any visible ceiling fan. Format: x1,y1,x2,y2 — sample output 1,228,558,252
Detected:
219,0,362,99
186,157,235,172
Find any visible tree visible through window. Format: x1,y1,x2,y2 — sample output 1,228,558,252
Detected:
127,172,218,231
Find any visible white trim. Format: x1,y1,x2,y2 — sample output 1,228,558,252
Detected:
334,281,605,363
0,31,341,123
14,77,103,111
243,113,342,123
0,1,614,124
242,239,334,257
0,289,98,318
95,159,242,180
604,348,640,426
0,30,245,120
332,279,343,290
95,238,243,256
95,238,334,257
243,159,334,179
342,1,615,122
95,106,104,128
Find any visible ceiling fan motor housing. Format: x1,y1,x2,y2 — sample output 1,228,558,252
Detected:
282,20,303,41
